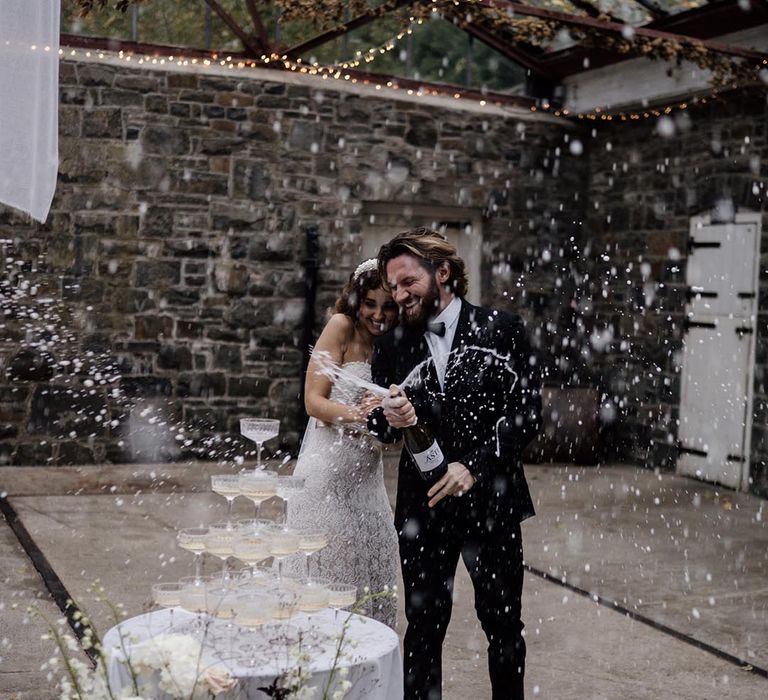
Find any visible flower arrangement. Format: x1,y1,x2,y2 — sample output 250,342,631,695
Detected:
34,584,396,700
33,587,236,700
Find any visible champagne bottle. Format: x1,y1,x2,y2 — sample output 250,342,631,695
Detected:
389,385,448,481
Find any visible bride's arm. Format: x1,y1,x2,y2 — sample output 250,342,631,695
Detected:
305,314,367,425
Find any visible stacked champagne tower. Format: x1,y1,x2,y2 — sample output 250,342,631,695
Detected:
150,419,357,655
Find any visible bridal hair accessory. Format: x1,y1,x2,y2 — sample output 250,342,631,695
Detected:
352,258,378,282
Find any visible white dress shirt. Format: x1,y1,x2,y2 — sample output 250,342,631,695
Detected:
424,296,462,391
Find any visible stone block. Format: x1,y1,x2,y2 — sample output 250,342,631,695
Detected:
289,121,324,151
13,442,54,465
228,376,270,398
232,159,271,199
115,74,159,91
213,345,242,372
176,320,203,339
223,301,272,329
6,349,55,382
163,239,217,258
158,345,193,371
59,107,81,137
198,137,245,155
178,89,214,103
115,290,155,314
55,442,96,465
170,102,191,117
205,327,247,342
216,91,255,107
134,315,174,340
135,260,181,287
168,73,199,89
28,386,108,438
145,94,168,113
119,376,173,398
170,171,228,196
211,202,264,231
0,423,18,440
214,263,249,295
83,108,122,139
162,289,201,306
141,206,173,236
77,63,115,86
101,88,144,108
177,372,227,398
141,125,190,155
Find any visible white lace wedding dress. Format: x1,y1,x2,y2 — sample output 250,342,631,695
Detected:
285,361,398,628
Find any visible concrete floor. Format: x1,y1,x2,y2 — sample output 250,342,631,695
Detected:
0,461,766,700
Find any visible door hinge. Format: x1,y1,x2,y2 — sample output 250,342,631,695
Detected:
683,319,716,333
677,444,708,458
685,287,718,302
726,454,746,463
735,326,754,337
737,292,756,299
687,238,721,253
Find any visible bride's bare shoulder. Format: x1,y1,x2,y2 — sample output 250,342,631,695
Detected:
317,313,355,347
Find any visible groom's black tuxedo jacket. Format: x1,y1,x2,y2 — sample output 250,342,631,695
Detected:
369,299,541,536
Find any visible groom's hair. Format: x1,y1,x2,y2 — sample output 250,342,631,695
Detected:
378,227,468,298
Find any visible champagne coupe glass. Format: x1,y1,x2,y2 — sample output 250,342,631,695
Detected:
325,582,357,622
177,526,209,580
233,591,278,665
275,474,306,525
179,575,210,638
240,418,280,470
206,584,237,656
151,581,184,631
293,577,331,642
232,532,271,578
297,529,329,581
211,474,241,524
238,471,277,519
266,525,301,585
204,522,238,580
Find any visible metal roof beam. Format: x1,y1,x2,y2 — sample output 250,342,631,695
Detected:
285,0,414,57
202,0,262,56
477,0,768,61
453,17,557,79
244,0,272,53
630,0,669,19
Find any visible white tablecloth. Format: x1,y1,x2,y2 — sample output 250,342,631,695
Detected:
103,608,402,700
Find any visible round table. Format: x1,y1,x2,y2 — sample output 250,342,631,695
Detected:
103,607,402,700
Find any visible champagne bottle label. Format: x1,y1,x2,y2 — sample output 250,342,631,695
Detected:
411,440,445,474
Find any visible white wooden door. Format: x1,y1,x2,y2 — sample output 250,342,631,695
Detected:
677,214,761,490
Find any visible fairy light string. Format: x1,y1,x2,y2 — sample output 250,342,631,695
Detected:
50,42,768,121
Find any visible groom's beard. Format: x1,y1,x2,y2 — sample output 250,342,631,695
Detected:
400,276,441,331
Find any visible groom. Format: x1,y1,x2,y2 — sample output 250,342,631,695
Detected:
367,228,541,700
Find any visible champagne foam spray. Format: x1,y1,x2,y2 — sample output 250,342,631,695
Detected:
310,347,519,457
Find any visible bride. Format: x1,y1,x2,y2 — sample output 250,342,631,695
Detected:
285,259,400,627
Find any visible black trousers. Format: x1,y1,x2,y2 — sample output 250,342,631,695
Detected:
399,508,526,700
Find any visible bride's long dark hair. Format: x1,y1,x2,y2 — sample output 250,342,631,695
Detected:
334,267,383,320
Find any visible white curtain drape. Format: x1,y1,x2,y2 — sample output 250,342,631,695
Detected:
0,1,60,223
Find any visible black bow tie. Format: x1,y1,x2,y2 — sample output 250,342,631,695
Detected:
426,321,446,337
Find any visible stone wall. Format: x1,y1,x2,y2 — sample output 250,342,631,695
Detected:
574,88,768,496
0,56,582,466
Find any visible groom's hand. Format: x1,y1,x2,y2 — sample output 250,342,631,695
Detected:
382,385,416,428
427,462,475,508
